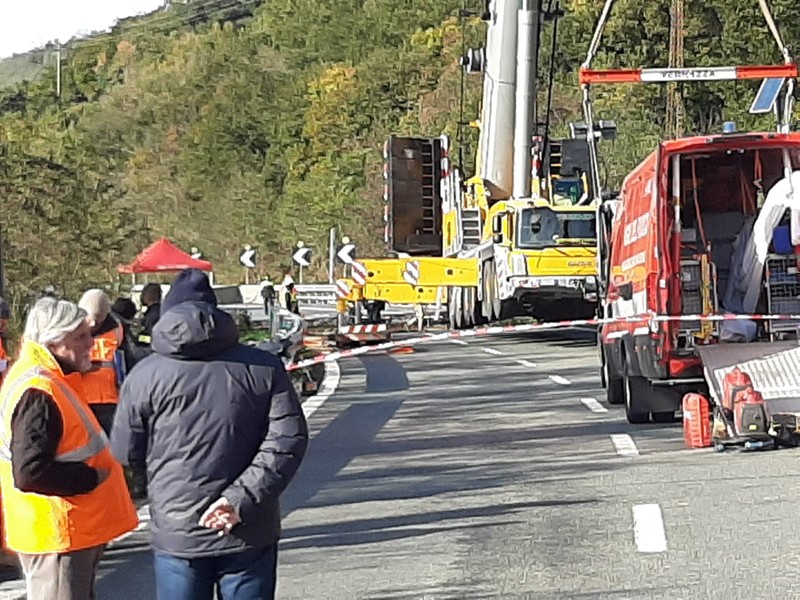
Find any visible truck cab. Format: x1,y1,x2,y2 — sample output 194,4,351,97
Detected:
497,200,598,320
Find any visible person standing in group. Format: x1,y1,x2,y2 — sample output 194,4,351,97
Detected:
111,268,308,600
277,273,293,311
0,297,11,383
0,297,137,600
0,296,15,577
111,296,151,371
138,283,162,344
259,275,277,330
78,289,125,436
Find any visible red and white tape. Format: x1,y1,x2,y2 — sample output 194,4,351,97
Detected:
286,312,800,371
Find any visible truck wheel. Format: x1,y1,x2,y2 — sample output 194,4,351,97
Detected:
463,287,476,327
453,287,464,329
624,372,650,424
481,263,493,320
470,287,486,326
604,360,624,405
448,287,458,330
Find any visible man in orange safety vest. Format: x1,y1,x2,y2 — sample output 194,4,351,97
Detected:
0,297,137,598
79,289,125,435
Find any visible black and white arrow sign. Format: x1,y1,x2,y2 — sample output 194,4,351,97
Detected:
293,247,312,267
240,247,256,268
337,243,356,265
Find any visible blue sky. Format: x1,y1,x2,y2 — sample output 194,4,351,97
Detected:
1,0,165,58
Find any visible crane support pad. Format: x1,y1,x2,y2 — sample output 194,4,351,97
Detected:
361,258,479,287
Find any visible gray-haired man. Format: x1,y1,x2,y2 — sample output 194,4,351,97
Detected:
0,297,137,600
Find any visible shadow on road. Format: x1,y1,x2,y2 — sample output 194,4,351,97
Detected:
361,355,409,393
96,536,155,599
281,397,405,517
282,498,596,548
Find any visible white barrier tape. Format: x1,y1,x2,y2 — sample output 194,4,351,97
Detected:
287,312,800,371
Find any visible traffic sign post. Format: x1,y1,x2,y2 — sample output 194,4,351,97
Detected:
293,242,312,284
240,245,257,284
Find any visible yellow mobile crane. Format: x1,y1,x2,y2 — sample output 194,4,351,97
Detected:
339,0,614,329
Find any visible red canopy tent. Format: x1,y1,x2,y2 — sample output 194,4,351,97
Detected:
118,237,213,274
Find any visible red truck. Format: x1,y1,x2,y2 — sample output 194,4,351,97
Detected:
598,130,800,423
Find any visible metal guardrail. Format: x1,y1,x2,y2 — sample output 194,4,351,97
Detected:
296,284,336,306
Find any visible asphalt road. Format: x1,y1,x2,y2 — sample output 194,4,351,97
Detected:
3,327,800,599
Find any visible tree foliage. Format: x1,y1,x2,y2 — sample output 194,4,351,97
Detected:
1,0,799,325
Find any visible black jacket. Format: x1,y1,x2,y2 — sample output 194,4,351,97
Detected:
110,301,308,557
140,303,161,339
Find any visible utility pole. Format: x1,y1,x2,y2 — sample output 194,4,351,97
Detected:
55,42,62,100
666,0,685,139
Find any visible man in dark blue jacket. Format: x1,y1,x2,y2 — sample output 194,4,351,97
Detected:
110,269,309,600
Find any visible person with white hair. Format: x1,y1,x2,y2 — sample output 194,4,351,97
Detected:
0,297,137,600
78,289,126,435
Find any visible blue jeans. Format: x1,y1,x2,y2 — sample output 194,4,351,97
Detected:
153,545,277,600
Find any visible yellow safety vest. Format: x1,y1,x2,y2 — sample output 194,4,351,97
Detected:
0,341,137,554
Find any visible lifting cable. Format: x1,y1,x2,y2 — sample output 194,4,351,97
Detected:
543,0,561,151
582,0,615,68
758,0,792,64
456,0,470,172
690,158,708,251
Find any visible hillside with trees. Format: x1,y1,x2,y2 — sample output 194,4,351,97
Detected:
1,0,799,321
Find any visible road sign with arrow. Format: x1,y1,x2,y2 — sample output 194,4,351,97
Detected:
337,243,356,265
240,246,256,268
293,247,312,267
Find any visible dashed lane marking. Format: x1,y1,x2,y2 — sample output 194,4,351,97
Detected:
483,348,504,356
449,339,469,346
580,398,608,413
548,374,571,385
632,504,668,553
517,359,538,368
302,361,341,419
610,434,640,457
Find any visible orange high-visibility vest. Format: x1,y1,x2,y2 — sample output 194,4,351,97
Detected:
0,340,137,554
0,338,8,384
82,324,123,405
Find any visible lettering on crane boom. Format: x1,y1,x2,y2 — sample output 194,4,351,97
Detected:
641,67,736,82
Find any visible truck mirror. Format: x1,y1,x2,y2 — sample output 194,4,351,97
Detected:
493,233,503,244
617,281,633,301
492,214,502,235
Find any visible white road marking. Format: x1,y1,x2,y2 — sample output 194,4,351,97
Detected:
517,359,538,368
483,348,504,356
548,374,571,385
449,339,469,346
632,504,668,553
302,361,341,419
580,397,608,413
610,434,640,457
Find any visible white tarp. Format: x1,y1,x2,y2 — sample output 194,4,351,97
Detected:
737,170,800,313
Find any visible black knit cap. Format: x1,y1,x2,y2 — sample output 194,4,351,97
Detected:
162,269,217,314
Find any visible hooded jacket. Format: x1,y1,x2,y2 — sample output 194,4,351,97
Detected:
110,301,308,557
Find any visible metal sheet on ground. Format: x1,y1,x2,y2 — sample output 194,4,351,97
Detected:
698,343,800,400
